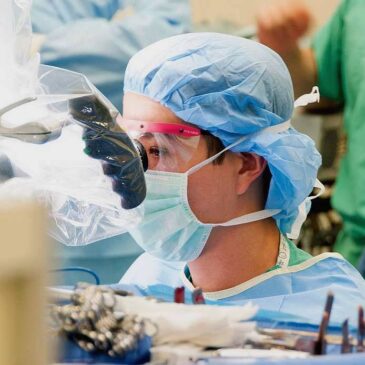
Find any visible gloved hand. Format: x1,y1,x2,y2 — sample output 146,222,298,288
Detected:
68,95,147,209
256,0,312,55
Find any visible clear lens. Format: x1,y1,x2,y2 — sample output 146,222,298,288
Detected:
129,130,201,172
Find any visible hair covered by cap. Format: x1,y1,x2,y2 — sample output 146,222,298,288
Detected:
125,32,294,136
124,32,321,236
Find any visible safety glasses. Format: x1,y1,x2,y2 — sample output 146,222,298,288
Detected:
118,116,202,172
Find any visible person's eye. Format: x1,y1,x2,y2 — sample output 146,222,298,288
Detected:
149,146,169,157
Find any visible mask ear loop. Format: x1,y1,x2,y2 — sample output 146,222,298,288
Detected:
187,87,322,233
287,179,325,240
186,120,292,176
294,86,320,108
287,87,323,239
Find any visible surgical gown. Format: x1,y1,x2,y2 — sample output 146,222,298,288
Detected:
312,0,365,267
121,237,365,326
31,0,191,110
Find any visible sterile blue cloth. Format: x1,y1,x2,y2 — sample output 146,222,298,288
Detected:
54,234,143,285
123,32,322,236
31,0,191,110
120,252,365,327
59,334,151,364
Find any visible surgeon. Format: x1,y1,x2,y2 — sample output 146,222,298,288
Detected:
85,33,365,324
31,0,191,110
256,0,365,272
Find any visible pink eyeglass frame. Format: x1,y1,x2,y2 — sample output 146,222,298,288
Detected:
117,116,201,138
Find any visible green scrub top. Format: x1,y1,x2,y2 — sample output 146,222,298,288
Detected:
266,237,312,272
312,0,365,265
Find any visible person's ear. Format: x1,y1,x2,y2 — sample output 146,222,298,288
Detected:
235,153,267,195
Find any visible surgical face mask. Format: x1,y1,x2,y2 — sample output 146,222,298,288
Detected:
128,122,290,262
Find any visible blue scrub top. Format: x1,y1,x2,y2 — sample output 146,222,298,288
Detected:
121,238,365,327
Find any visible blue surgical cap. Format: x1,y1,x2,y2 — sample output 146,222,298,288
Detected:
124,32,321,235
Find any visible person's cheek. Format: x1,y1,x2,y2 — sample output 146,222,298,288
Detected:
187,168,219,222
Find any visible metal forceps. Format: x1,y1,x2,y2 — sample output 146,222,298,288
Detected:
0,97,63,144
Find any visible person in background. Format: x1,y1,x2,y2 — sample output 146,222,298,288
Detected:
31,0,191,284
85,32,365,324
31,0,191,110
257,0,365,269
